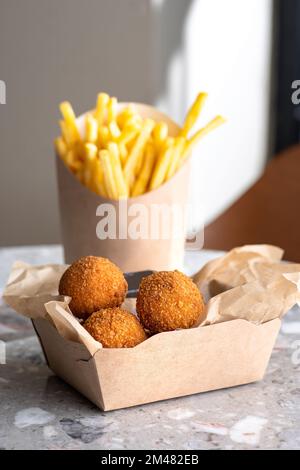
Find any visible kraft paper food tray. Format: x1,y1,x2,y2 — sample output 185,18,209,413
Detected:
4,247,300,412
32,315,281,411
56,103,191,272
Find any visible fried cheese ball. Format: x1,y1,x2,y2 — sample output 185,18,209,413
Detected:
136,270,205,334
59,256,128,320
83,307,147,348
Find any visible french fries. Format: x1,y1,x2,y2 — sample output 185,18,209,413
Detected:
107,142,128,198
98,126,110,148
85,114,98,144
166,137,186,180
131,142,156,197
179,92,208,138
178,115,226,168
107,97,118,124
153,122,168,151
109,121,121,140
55,137,67,158
99,150,118,200
59,102,81,144
56,91,225,199
123,118,155,187
149,137,174,191
95,93,109,127
83,143,98,190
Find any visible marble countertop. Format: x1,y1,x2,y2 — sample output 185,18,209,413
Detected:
0,245,300,450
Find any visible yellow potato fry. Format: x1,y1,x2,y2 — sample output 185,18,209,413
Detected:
124,115,143,131
131,142,156,197
109,121,121,139
180,92,208,138
83,143,97,188
118,124,140,146
64,149,82,174
59,120,73,146
107,142,128,198
117,105,135,128
118,142,128,166
74,140,85,161
59,122,84,161
83,143,106,197
135,152,144,176
98,126,110,148
166,137,186,180
107,97,118,124
55,137,67,158
153,121,168,150
107,142,119,161
95,93,109,127
85,114,98,143
179,115,226,166
149,138,174,191
124,118,155,187
84,142,98,158
99,149,118,200
93,159,107,197
135,136,155,176
59,101,81,143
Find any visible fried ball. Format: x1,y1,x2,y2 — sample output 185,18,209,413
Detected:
59,256,127,320
136,270,205,334
83,307,147,348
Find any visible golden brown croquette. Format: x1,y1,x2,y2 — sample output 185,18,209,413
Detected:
136,270,205,334
59,256,127,320
83,307,147,348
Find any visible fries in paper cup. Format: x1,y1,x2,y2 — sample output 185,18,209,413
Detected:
55,92,225,200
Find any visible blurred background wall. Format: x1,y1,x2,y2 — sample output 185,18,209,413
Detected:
0,0,273,246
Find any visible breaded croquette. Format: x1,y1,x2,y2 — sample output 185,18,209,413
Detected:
59,256,127,320
84,307,147,348
136,270,205,334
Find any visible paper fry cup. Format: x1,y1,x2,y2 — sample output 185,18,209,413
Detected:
56,103,191,272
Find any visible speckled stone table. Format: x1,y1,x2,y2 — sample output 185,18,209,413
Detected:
0,245,300,450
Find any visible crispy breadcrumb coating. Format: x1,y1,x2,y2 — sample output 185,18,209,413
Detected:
83,307,147,348
59,256,127,320
136,270,205,334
